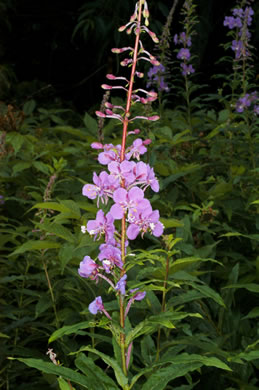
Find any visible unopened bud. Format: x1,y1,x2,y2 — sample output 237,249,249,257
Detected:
95,111,106,118
118,25,127,32
106,74,116,80
91,142,104,149
143,138,152,145
104,102,113,109
101,84,113,90
148,115,160,121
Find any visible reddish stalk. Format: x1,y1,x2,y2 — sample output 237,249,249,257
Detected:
119,1,143,377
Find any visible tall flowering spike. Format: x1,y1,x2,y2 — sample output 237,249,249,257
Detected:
223,3,254,61
174,0,197,77
79,6,164,376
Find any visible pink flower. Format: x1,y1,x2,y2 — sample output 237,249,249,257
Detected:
110,187,151,220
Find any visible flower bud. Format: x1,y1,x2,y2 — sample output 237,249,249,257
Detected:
91,142,104,149
106,74,116,80
101,84,113,90
148,115,160,121
95,111,106,118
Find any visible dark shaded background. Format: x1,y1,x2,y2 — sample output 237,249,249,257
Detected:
1,0,258,111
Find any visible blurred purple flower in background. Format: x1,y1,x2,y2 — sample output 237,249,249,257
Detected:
147,64,170,92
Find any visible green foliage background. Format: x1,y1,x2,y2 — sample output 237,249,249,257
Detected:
1,0,259,389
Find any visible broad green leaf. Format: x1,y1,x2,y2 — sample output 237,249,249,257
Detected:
170,256,221,274
141,362,202,390
76,346,128,388
40,222,75,243
13,161,31,175
161,353,231,371
223,283,259,293
35,295,52,318
31,202,80,219
9,240,61,256
49,321,95,343
58,377,76,390
160,218,183,228
10,358,89,388
0,332,10,338
6,132,25,154
75,353,119,390
242,307,259,319
189,283,226,307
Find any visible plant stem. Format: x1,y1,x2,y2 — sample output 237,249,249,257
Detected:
156,253,170,361
119,0,143,376
42,253,60,328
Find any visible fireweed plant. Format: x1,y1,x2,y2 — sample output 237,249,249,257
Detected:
80,0,163,378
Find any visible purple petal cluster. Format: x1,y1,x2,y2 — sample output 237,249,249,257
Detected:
79,135,163,315
224,6,254,60
235,91,259,115
0,195,4,205
174,32,195,77
147,64,170,93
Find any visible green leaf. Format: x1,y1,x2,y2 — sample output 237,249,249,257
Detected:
41,222,75,243
223,283,259,293
141,362,202,390
58,377,76,390
76,346,128,388
0,332,10,338
83,112,98,136
160,218,183,228
9,240,61,256
10,358,90,388
162,353,231,371
189,283,226,307
32,202,80,219
35,295,52,318
75,353,119,390
49,321,95,343
242,307,259,319
6,132,25,154
13,161,31,175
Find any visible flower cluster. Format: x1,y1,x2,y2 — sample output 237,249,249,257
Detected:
235,91,259,115
224,5,254,60
78,0,163,319
147,64,170,92
174,17,195,76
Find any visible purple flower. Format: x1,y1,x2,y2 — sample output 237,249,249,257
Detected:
181,63,195,76
0,195,4,205
233,8,243,18
110,186,151,220
254,105,259,115
177,48,191,61
78,256,99,279
223,16,242,29
231,40,244,59
235,92,258,114
115,274,127,295
89,296,104,314
179,32,192,47
98,144,121,165
98,244,123,271
127,207,164,240
147,65,170,93
108,160,135,185
82,171,119,206
87,210,115,241
130,288,146,301
126,138,147,160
